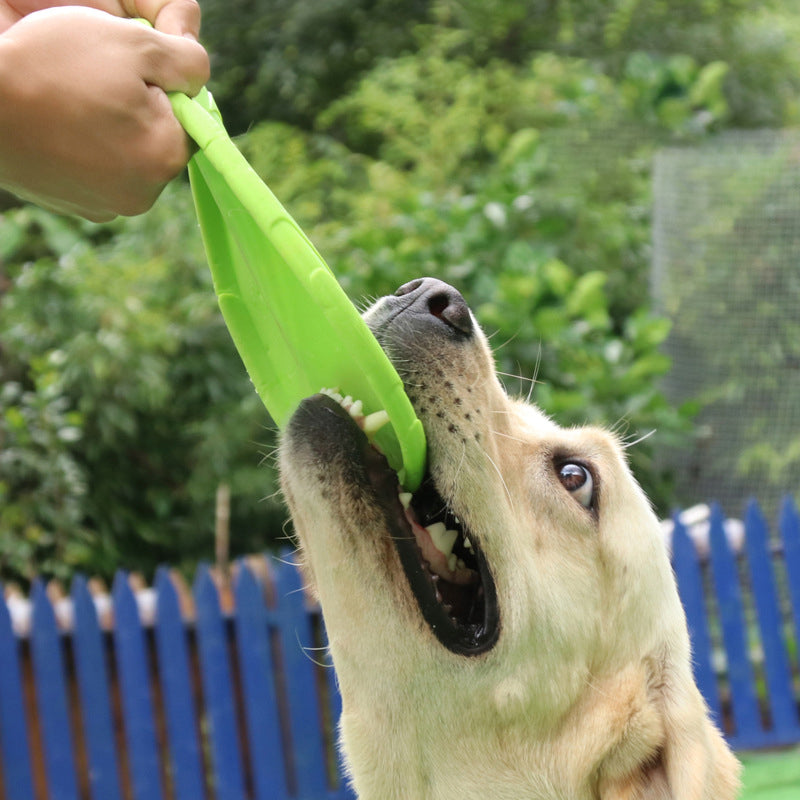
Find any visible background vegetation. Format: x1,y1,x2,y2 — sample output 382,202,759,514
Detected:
2,0,800,582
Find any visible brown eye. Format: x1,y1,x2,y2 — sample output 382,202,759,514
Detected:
558,463,595,509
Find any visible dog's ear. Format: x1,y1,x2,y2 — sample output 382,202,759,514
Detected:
598,670,741,799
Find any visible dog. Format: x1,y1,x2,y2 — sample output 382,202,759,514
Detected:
279,278,741,799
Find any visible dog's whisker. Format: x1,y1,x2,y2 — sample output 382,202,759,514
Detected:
273,554,305,570
621,429,657,450
481,448,515,514
526,343,543,404
490,429,528,444
295,630,335,669
490,327,522,354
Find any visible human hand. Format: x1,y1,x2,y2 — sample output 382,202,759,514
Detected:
0,3,209,220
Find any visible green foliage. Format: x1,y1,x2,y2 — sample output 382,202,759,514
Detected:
199,0,800,135
0,187,279,582
200,0,428,134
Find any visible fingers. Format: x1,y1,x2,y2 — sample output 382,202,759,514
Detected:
136,22,209,95
123,0,201,37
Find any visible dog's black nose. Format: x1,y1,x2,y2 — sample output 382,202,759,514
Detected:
394,278,473,335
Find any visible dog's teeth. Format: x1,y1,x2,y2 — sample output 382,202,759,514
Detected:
447,553,457,572
320,387,343,403
426,523,458,557
363,409,390,435
457,558,466,570
342,395,354,410
398,492,412,509
463,536,473,551
349,399,363,418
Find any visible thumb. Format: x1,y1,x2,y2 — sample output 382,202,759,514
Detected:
127,0,202,38
136,23,209,96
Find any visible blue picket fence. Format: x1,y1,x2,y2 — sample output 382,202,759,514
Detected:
0,558,354,800
1,498,800,798
672,498,800,751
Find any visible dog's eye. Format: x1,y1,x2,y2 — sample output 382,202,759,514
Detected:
557,462,595,509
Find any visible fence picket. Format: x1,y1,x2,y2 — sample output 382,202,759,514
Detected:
112,572,165,800
194,565,247,800
153,568,207,800
71,576,123,800
780,497,800,655
743,501,800,743
233,561,291,800
30,581,80,800
323,637,357,800
670,518,723,727
272,556,329,798
707,504,762,747
0,587,35,800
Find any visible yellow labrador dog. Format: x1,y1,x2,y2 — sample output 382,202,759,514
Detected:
280,278,740,799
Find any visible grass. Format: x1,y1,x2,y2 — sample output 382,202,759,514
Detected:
740,748,800,799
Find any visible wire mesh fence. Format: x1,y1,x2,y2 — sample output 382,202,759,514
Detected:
652,130,800,518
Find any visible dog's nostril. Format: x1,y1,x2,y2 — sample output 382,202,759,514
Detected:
428,293,449,317
395,279,425,297
427,291,472,335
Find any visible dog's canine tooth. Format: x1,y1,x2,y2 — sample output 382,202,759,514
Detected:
363,409,390,435
349,399,364,418
398,492,413,509
426,522,458,557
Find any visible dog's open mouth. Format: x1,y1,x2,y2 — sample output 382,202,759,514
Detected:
313,390,500,656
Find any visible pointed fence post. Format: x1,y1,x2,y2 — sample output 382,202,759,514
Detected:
743,501,800,743
194,565,247,800
780,497,800,660
707,504,762,747
112,572,165,800
233,561,291,800
670,517,723,728
0,589,35,800
30,581,80,800
319,615,358,800
271,556,329,798
153,568,207,800
71,576,123,800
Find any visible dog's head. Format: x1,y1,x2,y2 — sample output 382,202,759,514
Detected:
279,278,739,799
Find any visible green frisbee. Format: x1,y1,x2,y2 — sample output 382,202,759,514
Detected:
168,88,426,490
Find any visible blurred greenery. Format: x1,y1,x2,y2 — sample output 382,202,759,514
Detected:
2,0,799,582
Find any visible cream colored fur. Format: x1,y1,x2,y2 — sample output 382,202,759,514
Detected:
280,284,741,799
